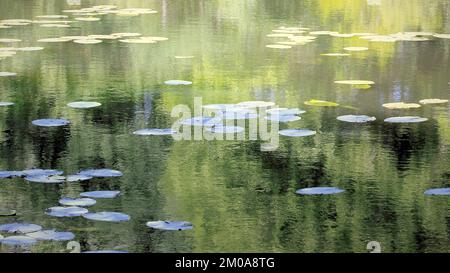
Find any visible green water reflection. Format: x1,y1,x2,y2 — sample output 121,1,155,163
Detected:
1,0,450,253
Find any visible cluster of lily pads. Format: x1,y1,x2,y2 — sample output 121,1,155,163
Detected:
0,5,157,30
265,26,450,53
0,222,75,246
0,4,166,78
0,167,194,251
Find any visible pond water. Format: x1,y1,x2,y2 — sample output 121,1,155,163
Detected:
1,0,450,253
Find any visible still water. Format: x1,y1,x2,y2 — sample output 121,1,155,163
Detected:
1,0,450,253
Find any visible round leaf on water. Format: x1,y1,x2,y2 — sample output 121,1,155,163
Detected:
25,175,66,183
45,206,88,217
73,39,102,44
237,101,275,108
337,115,376,123
296,187,345,195
266,44,292,49
0,209,16,216
77,169,123,177
0,223,42,234
304,99,339,107
26,230,75,241
80,191,121,199
206,126,244,133
32,119,70,127
180,116,222,127
1,236,37,246
266,108,305,115
22,169,63,176
59,197,96,207
321,53,350,57
343,47,368,51
0,72,17,77
334,80,375,85
146,221,193,231
384,116,428,123
0,171,23,178
265,115,301,122
419,99,448,105
424,188,450,196
279,129,316,137
67,101,101,109
66,174,93,182
83,212,130,222
382,102,421,109
164,80,192,85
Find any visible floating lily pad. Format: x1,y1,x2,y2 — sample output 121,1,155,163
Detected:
0,223,42,234
74,17,101,22
279,129,317,137
424,188,450,196
59,197,96,207
38,37,72,43
266,108,305,115
146,221,193,231
206,126,244,133
83,250,128,253
111,33,142,38
32,119,70,127
133,129,176,136
0,39,21,43
119,38,156,44
46,206,88,217
0,209,16,216
433,34,450,39
321,53,351,57
419,99,449,105
22,169,63,176
180,116,222,127
66,174,93,182
175,55,194,59
237,101,275,108
26,230,75,241
265,115,301,122
266,44,292,49
304,99,339,107
296,187,345,195
25,175,66,183
74,39,102,44
67,101,101,109
337,115,376,123
164,80,192,86
80,191,121,199
384,116,428,123
382,102,421,109
83,212,130,222
0,72,17,77
343,47,368,51
40,24,71,28
0,102,15,106
219,111,258,120
0,236,37,246
36,15,69,19
334,80,375,85
16,47,44,51
77,169,122,178
0,171,23,178
309,31,338,35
